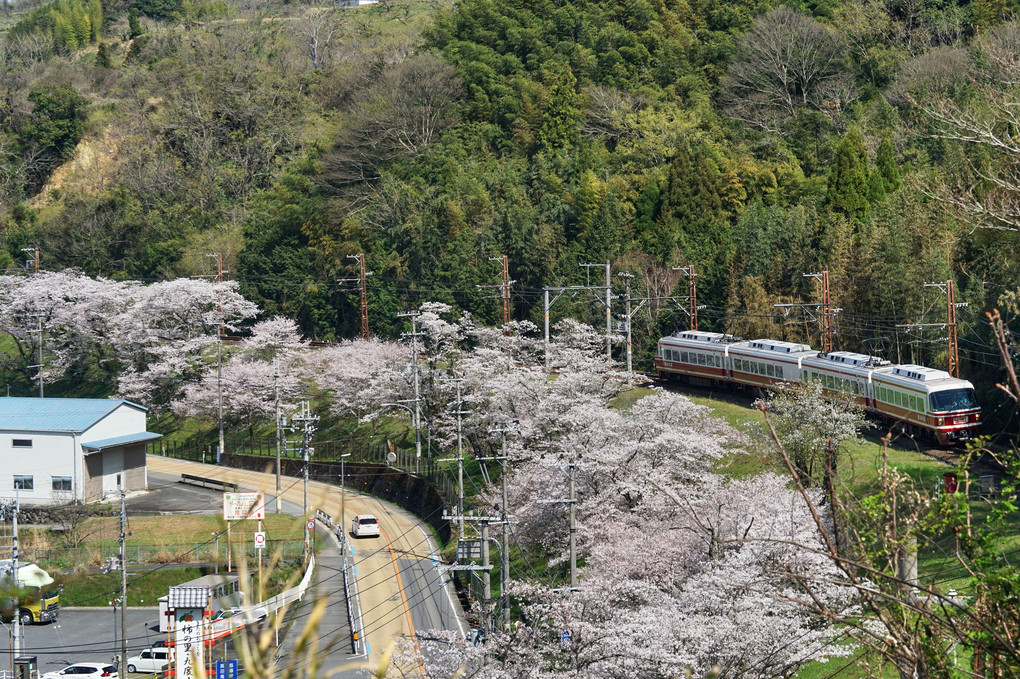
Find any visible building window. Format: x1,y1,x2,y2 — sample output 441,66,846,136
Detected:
13,475,33,490
52,476,72,492
12,439,32,448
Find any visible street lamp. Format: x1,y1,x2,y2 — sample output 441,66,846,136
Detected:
339,453,351,542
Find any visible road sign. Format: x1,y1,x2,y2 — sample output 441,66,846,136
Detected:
306,517,315,531
560,630,572,650
457,539,482,560
223,492,265,520
215,660,238,679
253,532,266,549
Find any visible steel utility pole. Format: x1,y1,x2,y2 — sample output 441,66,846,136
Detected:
274,358,282,513
28,316,44,397
1,499,23,660
21,247,38,276
206,253,226,463
544,263,614,371
671,263,704,332
440,377,469,542
539,456,580,591
478,255,514,336
800,270,835,353
498,432,510,627
340,452,351,541
292,402,319,558
580,263,612,364
119,483,128,679
618,273,634,384
397,311,423,473
897,280,967,377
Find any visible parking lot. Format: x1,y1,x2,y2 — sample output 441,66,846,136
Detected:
19,608,168,674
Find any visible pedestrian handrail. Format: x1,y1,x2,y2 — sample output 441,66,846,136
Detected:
260,554,315,615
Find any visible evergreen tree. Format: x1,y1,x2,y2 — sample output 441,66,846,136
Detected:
874,134,901,193
128,8,142,38
826,128,870,222
972,0,1006,31
95,40,111,68
87,0,102,41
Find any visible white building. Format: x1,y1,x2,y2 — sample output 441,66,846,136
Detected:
0,398,161,504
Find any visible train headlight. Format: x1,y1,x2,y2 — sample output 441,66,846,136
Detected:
936,417,944,426
974,413,981,422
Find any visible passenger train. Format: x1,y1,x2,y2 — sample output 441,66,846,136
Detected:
655,331,981,446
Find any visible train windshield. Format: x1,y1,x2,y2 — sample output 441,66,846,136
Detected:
930,388,978,412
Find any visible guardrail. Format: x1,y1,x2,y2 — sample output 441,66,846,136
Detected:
313,509,361,654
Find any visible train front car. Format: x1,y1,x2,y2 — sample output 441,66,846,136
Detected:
927,376,982,446
870,365,981,446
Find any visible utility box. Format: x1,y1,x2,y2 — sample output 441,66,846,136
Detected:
15,655,38,679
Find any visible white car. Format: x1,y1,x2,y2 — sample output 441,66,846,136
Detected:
42,664,118,679
351,514,380,538
125,648,169,674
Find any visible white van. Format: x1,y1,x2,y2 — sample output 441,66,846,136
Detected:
125,648,169,674
351,514,380,538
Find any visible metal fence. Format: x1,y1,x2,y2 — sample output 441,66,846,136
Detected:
23,540,307,570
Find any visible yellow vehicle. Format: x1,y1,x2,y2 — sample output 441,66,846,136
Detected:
0,561,60,624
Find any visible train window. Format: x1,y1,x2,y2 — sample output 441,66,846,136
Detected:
879,387,886,402
894,391,902,406
852,382,859,395
766,364,775,377
736,359,744,371
909,395,916,411
827,375,835,389
777,366,784,379
715,355,721,367
802,370,807,381
698,353,706,366
678,351,685,363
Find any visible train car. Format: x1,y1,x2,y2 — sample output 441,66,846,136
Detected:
656,331,981,446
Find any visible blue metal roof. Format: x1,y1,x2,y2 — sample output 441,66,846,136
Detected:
82,431,163,451
0,397,147,433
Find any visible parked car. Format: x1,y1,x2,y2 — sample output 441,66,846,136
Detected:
351,514,380,538
42,663,118,679
125,649,169,674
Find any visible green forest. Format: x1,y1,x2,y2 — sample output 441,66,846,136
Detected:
2,0,1020,425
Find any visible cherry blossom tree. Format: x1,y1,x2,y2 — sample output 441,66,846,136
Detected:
389,315,850,678
0,270,260,409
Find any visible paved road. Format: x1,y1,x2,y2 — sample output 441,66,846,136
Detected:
145,456,465,678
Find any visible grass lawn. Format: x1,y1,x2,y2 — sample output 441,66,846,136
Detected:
60,559,303,607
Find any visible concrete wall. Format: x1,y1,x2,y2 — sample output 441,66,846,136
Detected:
0,430,77,504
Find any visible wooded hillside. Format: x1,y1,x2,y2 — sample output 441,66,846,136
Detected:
1,0,1019,420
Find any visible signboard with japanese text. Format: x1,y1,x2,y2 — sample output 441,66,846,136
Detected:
223,492,265,520
174,609,205,679
216,660,239,679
